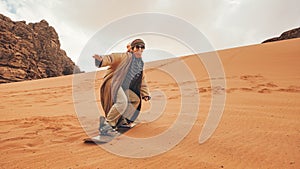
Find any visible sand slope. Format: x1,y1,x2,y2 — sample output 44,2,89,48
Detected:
1,38,299,168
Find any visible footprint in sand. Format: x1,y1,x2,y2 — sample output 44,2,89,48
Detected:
258,88,272,93
277,86,300,93
240,75,265,82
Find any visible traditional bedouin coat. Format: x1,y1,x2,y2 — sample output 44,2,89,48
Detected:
97,52,150,121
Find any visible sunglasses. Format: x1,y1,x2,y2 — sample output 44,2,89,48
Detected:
135,45,145,49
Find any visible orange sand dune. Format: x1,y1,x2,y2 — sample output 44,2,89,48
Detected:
1,38,300,168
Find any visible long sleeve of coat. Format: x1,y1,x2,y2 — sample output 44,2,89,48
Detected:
100,53,124,68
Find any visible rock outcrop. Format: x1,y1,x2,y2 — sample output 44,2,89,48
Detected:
262,27,300,43
0,13,81,83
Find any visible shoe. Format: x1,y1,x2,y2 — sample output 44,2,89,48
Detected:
98,116,120,137
116,117,134,128
118,123,134,129
99,116,106,130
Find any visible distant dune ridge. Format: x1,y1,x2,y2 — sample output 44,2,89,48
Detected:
0,14,81,84
262,27,300,43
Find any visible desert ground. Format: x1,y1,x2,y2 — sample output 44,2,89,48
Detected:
1,38,299,168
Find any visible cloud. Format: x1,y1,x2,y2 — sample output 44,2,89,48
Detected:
208,0,300,49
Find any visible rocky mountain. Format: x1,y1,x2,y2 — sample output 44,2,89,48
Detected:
0,13,81,83
262,27,300,43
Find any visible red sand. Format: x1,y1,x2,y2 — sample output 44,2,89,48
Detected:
1,38,299,168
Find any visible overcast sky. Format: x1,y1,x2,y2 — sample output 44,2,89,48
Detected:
1,0,299,71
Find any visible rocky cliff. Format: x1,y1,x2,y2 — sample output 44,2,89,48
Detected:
0,14,81,83
262,27,300,43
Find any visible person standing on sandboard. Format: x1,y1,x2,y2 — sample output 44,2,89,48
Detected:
92,39,151,139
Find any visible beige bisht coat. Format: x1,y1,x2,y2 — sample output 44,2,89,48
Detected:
99,52,150,117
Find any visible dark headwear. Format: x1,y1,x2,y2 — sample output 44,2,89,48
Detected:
131,39,145,48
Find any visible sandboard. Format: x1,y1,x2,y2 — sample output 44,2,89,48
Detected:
83,122,137,144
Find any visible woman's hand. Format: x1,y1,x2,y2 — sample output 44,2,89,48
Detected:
142,96,151,102
93,54,102,61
